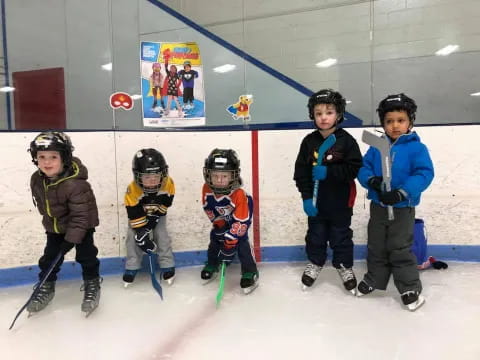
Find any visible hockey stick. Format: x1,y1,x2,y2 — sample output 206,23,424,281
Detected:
215,261,227,308
362,130,394,220
148,252,163,300
9,250,63,330
313,134,336,206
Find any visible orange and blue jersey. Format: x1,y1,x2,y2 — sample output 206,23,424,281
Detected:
202,183,253,248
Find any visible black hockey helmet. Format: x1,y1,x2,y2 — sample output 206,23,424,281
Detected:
377,93,417,125
29,131,74,166
203,148,241,195
307,89,346,123
132,148,168,193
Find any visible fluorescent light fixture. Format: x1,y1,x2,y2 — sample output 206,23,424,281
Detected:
0,86,15,92
470,92,480,96
101,62,112,71
346,100,352,104
131,94,142,100
213,64,236,73
315,58,337,68
435,45,459,56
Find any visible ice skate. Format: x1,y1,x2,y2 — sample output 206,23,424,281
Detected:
201,263,219,285
240,272,259,294
81,277,102,317
401,291,425,311
336,264,357,295
356,280,374,297
162,268,175,286
27,281,55,314
123,269,138,288
301,263,322,290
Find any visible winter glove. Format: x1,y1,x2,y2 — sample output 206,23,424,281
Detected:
367,176,383,193
302,199,318,217
217,247,236,263
379,190,406,205
212,221,229,242
429,256,448,270
146,214,161,230
312,165,327,181
60,241,74,254
134,227,157,253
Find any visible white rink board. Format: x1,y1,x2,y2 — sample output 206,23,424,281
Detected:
0,125,478,268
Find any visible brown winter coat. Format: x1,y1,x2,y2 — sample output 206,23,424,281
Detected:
30,157,99,244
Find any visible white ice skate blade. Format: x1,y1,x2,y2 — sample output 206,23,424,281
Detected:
302,284,311,291
348,288,357,296
242,283,259,295
123,282,132,288
406,295,426,311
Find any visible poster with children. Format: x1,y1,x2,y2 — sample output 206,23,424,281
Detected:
140,41,205,127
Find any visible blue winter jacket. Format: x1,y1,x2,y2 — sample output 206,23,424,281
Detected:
358,131,434,208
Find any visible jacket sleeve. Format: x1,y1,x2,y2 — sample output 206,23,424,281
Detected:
293,138,314,200
327,137,363,183
401,143,434,198
65,180,95,244
357,147,377,189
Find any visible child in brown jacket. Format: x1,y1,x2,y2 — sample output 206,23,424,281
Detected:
28,131,101,316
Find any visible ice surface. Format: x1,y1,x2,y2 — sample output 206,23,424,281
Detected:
1,261,479,360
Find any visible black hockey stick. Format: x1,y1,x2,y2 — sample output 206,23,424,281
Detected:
9,251,63,330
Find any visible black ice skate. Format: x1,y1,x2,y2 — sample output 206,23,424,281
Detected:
401,291,425,311
356,280,375,297
201,263,219,284
240,272,259,294
27,281,55,315
81,277,102,317
336,264,357,295
123,269,138,288
301,263,322,290
162,268,175,286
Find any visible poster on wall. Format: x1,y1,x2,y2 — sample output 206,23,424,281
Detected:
140,41,205,127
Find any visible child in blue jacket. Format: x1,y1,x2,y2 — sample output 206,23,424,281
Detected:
357,93,434,311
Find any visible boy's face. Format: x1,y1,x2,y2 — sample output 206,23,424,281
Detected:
313,104,338,130
184,65,191,71
383,110,411,140
141,173,162,189
36,150,63,178
211,170,233,188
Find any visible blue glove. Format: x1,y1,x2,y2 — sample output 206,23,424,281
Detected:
312,165,327,181
134,227,157,253
217,247,236,263
302,199,318,217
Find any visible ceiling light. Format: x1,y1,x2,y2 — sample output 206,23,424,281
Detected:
346,100,352,104
213,64,236,73
0,86,15,92
470,92,480,96
101,63,113,71
435,45,459,56
315,58,337,68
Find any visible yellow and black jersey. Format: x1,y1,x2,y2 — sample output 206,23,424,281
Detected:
124,177,175,229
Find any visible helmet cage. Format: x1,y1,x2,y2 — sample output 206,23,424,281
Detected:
203,149,241,195
29,131,74,166
132,149,168,194
308,89,346,123
377,93,417,125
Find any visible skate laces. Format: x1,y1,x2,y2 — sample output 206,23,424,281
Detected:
338,265,355,282
32,282,54,302
304,263,321,279
81,278,102,301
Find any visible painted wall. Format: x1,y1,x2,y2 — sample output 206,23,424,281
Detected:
1,125,478,269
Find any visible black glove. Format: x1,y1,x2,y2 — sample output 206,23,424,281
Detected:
379,190,406,205
367,176,383,193
217,247,235,263
60,241,74,254
134,227,156,253
146,214,161,230
212,222,229,242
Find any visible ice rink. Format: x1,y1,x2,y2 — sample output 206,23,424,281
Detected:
1,261,479,360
